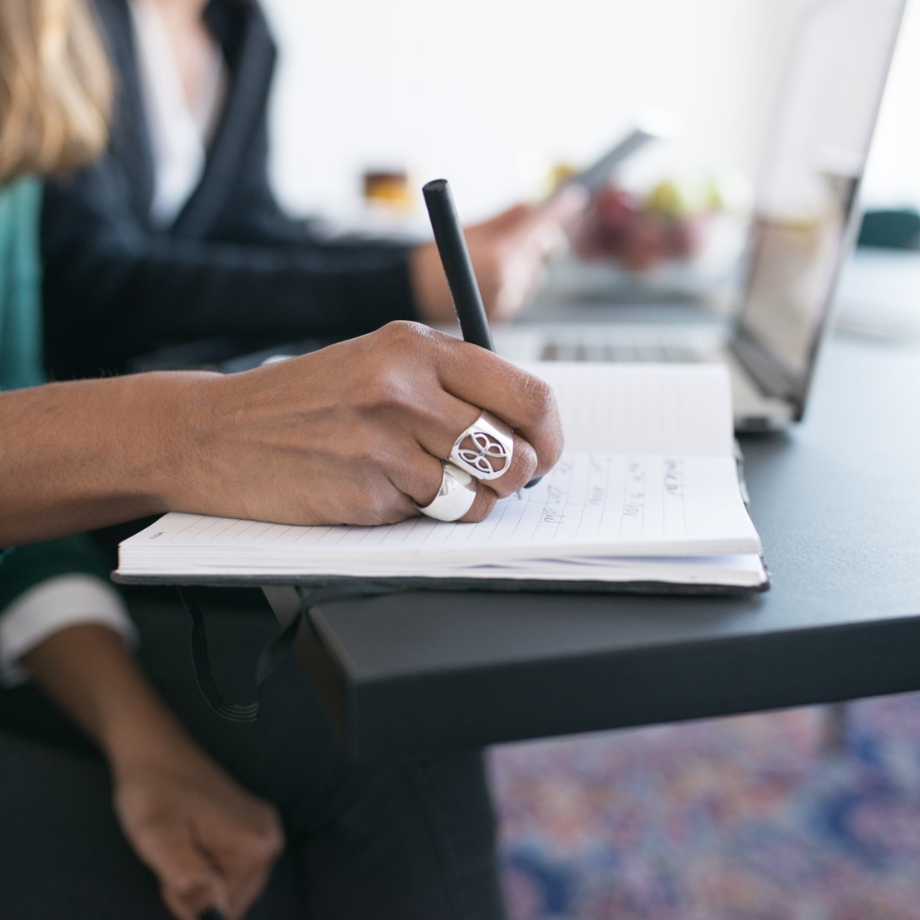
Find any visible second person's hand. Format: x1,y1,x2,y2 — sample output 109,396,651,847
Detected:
114,744,284,920
410,186,587,325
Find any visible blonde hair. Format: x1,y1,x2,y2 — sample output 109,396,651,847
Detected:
0,0,112,182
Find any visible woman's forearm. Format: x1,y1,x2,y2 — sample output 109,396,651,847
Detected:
0,371,211,546
20,623,200,771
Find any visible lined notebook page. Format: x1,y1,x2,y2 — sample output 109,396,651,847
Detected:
120,451,758,577
525,362,734,455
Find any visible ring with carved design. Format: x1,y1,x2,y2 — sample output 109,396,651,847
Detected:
448,412,513,481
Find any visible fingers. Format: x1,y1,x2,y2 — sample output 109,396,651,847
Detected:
407,447,533,522
225,864,275,920
428,339,564,479
439,429,537,500
393,389,538,497
367,324,563,513
388,437,501,522
484,188,586,251
473,199,579,322
374,372,538,523
411,463,498,524
129,819,229,920
124,803,282,920
473,202,534,235
459,483,498,522
479,186,586,239
413,194,584,326
208,812,283,920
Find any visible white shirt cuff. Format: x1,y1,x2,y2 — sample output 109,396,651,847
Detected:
0,574,137,687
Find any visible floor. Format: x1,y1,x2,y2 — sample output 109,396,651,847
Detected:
490,692,920,920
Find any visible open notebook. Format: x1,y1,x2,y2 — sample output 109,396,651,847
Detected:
115,363,768,592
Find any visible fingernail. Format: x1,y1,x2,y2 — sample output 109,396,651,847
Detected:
199,909,226,920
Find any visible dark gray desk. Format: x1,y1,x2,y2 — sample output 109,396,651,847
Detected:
264,330,920,763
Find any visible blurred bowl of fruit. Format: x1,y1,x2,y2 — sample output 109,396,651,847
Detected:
571,171,754,281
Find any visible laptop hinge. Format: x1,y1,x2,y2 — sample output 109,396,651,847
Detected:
729,331,802,410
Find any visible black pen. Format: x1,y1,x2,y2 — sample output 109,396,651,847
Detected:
422,178,541,487
422,178,495,350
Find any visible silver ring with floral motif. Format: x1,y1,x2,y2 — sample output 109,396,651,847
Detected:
448,412,513,481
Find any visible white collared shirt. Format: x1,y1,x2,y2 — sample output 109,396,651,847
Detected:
128,0,227,226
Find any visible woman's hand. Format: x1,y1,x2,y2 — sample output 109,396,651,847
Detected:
21,625,283,920
0,320,563,543
409,187,586,325
113,747,284,920
176,321,564,527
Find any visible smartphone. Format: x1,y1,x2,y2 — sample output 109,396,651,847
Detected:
551,110,681,199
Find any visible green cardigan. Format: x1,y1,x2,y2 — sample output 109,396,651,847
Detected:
0,179,44,389
0,179,109,608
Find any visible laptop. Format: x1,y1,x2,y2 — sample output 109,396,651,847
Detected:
496,0,907,431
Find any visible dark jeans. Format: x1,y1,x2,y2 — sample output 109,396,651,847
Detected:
0,587,506,919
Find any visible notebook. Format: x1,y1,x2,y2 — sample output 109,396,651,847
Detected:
115,362,768,593
495,0,907,432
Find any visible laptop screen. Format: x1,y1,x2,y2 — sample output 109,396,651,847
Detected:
736,0,905,402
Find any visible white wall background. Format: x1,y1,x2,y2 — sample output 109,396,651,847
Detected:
859,0,920,207
258,0,919,223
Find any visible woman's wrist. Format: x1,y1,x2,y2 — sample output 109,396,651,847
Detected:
21,624,202,778
122,370,223,517
104,706,207,780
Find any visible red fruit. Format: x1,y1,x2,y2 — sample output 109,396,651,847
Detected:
664,216,704,260
618,216,670,271
574,186,640,260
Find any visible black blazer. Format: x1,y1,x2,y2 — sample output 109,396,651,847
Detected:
42,0,416,379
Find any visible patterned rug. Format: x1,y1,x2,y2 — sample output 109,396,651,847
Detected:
489,692,920,920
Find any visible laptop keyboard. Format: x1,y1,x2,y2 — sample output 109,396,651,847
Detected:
540,341,703,363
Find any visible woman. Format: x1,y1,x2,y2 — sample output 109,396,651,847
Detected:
0,1,563,917
41,0,579,380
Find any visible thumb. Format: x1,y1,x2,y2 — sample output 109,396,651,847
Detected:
131,820,230,920
495,186,588,249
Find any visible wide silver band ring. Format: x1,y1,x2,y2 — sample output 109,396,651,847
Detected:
448,412,514,481
417,461,477,522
